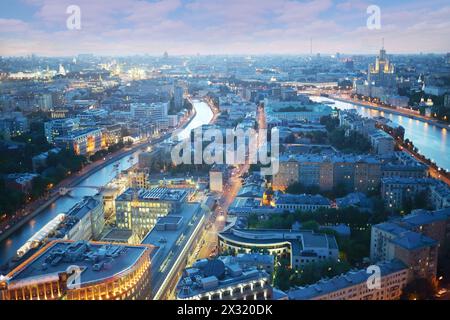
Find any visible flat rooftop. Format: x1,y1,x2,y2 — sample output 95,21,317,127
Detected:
288,260,408,300
116,187,188,202
219,228,339,254
6,241,154,287
141,202,204,296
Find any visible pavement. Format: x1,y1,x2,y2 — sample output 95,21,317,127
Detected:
188,105,266,263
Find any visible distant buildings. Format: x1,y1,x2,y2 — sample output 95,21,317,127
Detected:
218,226,339,269
0,240,154,300
429,183,450,210
176,256,273,300
381,151,428,179
173,85,184,110
274,192,331,212
5,173,39,194
130,102,169,131
31,148,61,172
288,260,408,300
354,47,399,103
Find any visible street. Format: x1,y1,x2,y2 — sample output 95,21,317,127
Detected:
187,104,266,264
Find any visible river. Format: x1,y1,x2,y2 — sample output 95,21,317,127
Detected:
311,96,450,172
0,100,213,264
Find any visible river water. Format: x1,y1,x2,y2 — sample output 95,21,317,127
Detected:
0,101,213,264
311,96,450,172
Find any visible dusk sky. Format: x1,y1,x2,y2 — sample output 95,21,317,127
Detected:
0,0,449,56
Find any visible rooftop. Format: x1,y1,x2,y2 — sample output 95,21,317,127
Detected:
177,256,271,299
219,228,339,255
276,193,331,206
5,241,153,287
390,231,438,250
141,203,204,296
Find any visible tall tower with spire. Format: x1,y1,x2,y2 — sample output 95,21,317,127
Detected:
368,43,396,88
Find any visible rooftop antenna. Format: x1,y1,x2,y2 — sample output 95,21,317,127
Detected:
310,38,313,55
382,38,385,49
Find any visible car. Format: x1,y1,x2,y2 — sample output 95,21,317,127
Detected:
436,288,448,297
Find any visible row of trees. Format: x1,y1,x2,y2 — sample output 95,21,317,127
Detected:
273,257,352,291
247,205,389,267
320,115,372,153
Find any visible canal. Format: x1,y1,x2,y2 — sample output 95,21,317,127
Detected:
0,100,213,264
311,96,450,172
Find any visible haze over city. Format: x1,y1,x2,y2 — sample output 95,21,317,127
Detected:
1,0,450,56
0,0,450,308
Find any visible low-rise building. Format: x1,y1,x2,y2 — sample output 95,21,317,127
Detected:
54,196,104,241
370,210,447,282
142,203,206,299
273,153,381,193
176,257,273,300
381,177,435,210
288,260,408,300
369,130,395,155
54,128,104,156
429,182,450,210
218,227,339,269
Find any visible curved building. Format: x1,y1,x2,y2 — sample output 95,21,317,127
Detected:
0,240,155,300
218,227,339,269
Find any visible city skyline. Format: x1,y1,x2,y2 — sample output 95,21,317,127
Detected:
0,0,450,56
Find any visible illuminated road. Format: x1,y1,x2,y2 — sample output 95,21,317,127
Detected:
188,105,266,263
310,95,450,172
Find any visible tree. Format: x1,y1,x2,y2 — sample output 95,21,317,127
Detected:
400,278,437,300
320,115,339,132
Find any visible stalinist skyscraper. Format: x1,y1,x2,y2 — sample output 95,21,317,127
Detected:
368,46,396,88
